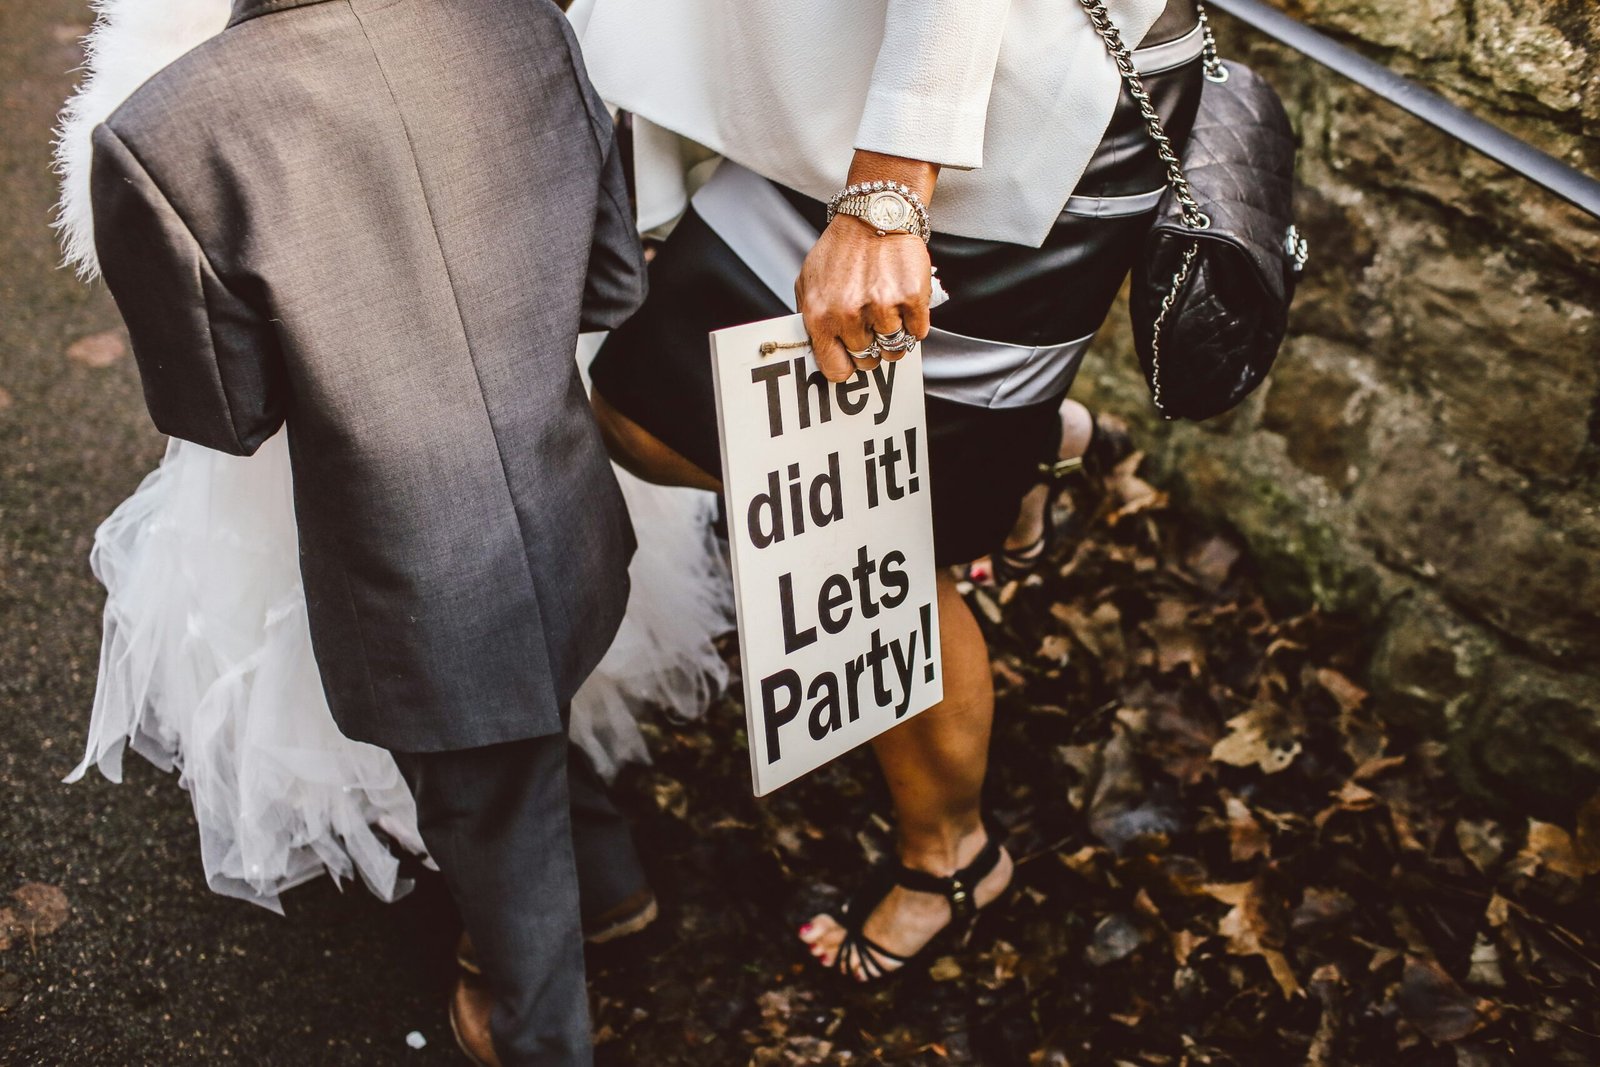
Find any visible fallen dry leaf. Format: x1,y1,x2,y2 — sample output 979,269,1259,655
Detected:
0,884,70,952
1088,725,1179,851
1351,754,1407,780
52,21,91,44
1397,955,1494,1043
1369,946,1403,973
971,583,1005,626
1103,452,1165,520
1169,928,1202,966
1516,820,1599,881
1050,600,1126,678
1223,794,1271,862
1084,913,1146,966
1212,706,1303,774
1057,844,1103,879
1315,667,1368,713
1144,598,1206,676
1465,933,1505,990
1145,696,1220,786
1291,887,1357,934
1459,819,1504,876
1318,666,1389,769
1306,962,1344,1067
1184,534,1242,592
651,777,688,819
1315,780,1381,830
1132,888,1163,924
65,330,126,368
0,971,22,1013
1572,792,1600,874
987,941,1022,985
1388,802,1428,854
1037,633,1072,666
1206,879,1303,998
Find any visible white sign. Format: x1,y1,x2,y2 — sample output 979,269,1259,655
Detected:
711,314,944,795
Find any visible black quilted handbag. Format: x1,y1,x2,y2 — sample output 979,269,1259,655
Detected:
1080,0,1307,421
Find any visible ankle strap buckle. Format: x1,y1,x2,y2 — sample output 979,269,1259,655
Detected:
1040,456,1085,481
947,877,973,918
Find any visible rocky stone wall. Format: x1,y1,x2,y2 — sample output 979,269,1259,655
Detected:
1076,0,1600,815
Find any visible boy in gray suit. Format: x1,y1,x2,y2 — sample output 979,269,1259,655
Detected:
90,0,649,1062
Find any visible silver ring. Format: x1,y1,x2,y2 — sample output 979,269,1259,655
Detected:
845,340,880,360
874,328,917,353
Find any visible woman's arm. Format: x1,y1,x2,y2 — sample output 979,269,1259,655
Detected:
797,150,938,382
798,0,1010,381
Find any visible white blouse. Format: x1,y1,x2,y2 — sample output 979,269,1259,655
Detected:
568,0,1170,247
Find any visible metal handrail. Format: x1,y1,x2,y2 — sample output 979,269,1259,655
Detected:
1209,0,1600,221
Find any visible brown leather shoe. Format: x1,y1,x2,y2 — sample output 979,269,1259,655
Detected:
449,973,502,1067
455,889,659,974
585,887,660,945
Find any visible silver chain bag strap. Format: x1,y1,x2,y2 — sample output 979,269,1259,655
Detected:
1079,0,1306,421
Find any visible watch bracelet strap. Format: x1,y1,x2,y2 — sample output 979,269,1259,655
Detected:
826,183,932,241
832,196,931,240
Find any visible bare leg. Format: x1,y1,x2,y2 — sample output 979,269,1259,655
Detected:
595,391,1015,979
591,391,722,494
799,571,1013,978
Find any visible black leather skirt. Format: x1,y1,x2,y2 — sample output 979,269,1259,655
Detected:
592,35,1203,566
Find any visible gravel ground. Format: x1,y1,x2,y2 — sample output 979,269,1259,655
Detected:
1,5,465,1063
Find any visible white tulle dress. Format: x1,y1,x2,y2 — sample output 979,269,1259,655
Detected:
68,414,733,912
55,0,734,912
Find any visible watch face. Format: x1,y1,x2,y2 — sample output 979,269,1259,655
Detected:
865,192,911,231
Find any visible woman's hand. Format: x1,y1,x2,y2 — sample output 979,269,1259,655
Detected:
796,152,938,383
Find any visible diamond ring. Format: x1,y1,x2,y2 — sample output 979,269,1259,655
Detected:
874,329,917,353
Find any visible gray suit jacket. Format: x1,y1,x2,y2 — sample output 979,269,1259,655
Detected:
91,0,646,752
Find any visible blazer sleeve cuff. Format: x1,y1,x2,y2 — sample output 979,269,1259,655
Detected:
853,85,992,171
91,123,283,455
852,0,1011,171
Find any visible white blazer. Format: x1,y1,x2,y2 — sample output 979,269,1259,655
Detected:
569,0,1170,247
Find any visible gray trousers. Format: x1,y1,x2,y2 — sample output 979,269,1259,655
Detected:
393,732,645,1066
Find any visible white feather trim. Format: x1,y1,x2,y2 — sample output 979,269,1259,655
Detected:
53,0,233,279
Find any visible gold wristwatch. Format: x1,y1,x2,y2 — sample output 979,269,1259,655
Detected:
826,181,932,242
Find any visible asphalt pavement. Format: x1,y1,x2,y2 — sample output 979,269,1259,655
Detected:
1,4,466,1063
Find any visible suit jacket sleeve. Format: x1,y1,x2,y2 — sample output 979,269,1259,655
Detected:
90,123,287,456
853,0,1014,171
579,119,648,333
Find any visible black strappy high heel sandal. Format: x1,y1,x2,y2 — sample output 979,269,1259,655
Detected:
988,460,1077,585
821,825,1010,983
973,411,1083,585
